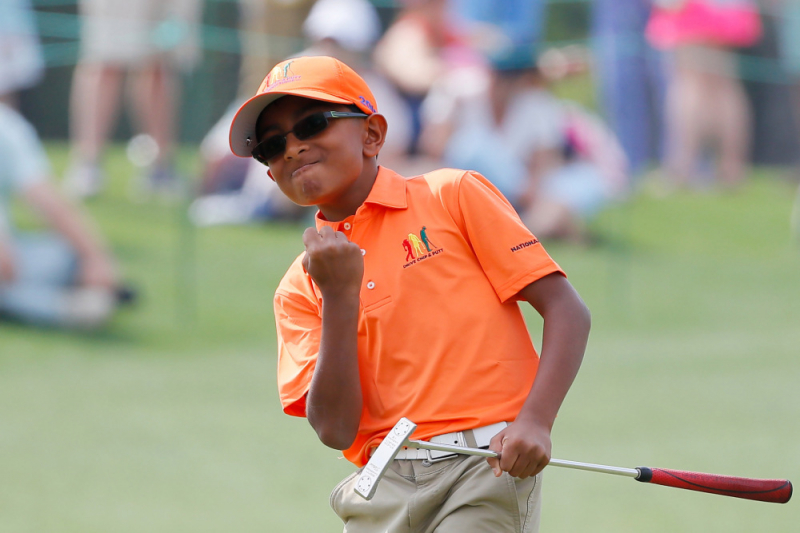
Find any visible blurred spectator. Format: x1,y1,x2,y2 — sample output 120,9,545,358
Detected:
190,0,414,226
236,0,318,103
421,46,629,243
592,0,668,177
449,0,547,51
0,103,127,327
0,1,127,329
0,0,44,109
646,0,762,188
373,0,479,155
63,0,203,198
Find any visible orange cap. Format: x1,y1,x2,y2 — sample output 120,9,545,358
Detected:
229,55,378,157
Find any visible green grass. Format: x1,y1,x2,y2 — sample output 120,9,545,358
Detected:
1,146,799,532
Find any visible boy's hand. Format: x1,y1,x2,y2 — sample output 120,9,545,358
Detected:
302,226,364,296
487,419,552,479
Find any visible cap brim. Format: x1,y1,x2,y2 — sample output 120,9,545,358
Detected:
229,89,353,157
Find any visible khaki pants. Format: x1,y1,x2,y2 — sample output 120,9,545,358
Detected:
330,455,542,533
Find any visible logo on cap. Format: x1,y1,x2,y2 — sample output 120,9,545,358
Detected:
359,96,376,113
262,60,300,92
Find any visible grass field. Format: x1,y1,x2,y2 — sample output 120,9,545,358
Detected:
1,145,799,532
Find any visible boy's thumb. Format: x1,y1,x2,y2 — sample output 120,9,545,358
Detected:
487,430,507,477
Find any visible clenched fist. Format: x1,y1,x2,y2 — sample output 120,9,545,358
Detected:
302,226,364,297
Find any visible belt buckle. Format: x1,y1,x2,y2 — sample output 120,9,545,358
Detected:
421,448,458,466
421,431,466,466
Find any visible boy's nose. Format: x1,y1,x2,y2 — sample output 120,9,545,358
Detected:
283,132,307,160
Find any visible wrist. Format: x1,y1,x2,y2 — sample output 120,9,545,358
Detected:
514,410,556,432
319,284,361,301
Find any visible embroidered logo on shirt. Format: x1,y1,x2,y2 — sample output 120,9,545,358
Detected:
510,238,539,252
402,226,443,268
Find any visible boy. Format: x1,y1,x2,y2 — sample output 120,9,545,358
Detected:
229,56,591,532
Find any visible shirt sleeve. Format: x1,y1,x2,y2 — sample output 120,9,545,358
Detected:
274,262,322,418
453,170,565,302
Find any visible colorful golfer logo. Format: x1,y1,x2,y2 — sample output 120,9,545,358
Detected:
262,60,298,91
420,226,437,251
403,226,439,261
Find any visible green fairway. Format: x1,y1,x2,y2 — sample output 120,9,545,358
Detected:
1,146,798,532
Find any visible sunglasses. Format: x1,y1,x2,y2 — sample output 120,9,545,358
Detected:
249,110,369,166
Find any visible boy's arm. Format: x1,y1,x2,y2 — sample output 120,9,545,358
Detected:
487,272,590,479
302,226,364,450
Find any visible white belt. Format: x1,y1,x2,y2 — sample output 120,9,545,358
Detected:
391,421,508,462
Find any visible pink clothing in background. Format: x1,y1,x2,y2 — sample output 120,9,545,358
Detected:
646,0,762,49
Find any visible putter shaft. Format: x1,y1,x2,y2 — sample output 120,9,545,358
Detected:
406,439,498,458
407,440,640,478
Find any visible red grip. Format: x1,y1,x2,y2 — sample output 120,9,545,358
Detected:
639,467,792,504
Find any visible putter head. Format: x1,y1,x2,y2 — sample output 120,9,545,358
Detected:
354,418,417,500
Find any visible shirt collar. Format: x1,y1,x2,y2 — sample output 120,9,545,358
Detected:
315,166,408,230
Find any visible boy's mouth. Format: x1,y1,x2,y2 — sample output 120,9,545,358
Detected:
291,162,317,179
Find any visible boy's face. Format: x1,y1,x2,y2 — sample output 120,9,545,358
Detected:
254,95,373,212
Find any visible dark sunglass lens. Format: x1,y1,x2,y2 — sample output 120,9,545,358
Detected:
254,135,285,163
294,113,329,140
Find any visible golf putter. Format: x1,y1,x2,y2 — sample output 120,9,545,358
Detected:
355,418,792,504
355,418,418,500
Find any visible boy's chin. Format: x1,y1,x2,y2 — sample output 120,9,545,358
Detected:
291,193,325,208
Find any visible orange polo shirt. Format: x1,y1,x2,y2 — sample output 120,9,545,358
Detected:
274,166,564,466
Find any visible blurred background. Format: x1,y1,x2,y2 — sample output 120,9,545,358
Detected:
1,0,799,531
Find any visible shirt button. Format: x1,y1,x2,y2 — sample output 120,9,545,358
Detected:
343,222,352,230
360,249,366,256
366,281,375,289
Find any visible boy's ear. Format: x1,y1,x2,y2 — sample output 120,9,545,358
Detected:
363,114,388,158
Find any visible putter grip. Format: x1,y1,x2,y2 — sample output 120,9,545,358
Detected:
636,467,793,504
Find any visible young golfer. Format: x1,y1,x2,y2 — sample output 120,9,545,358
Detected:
229,56,591,532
